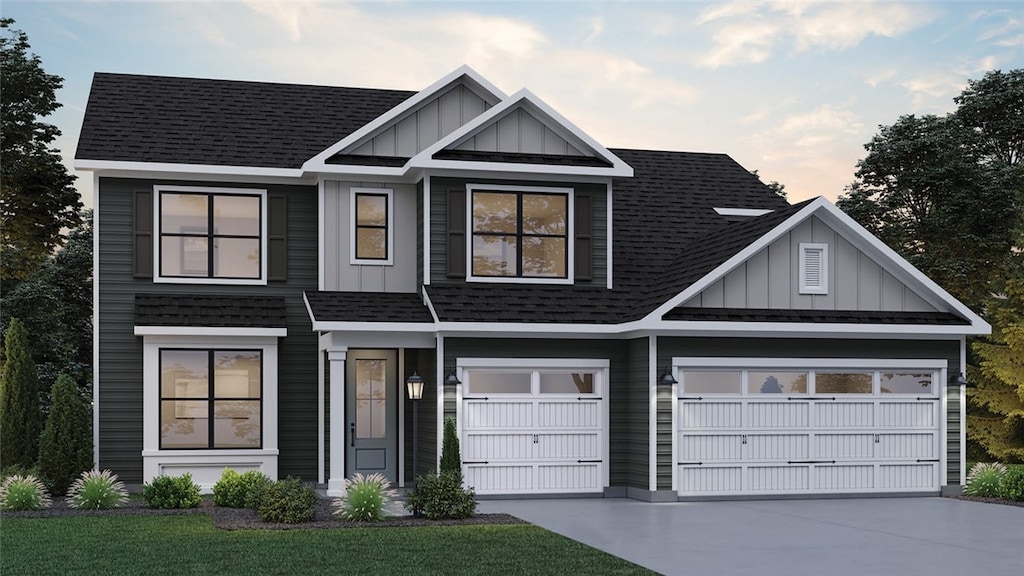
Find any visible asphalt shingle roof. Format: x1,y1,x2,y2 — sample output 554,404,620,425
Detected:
76,73,414,169
424,284,632,324
662,308,970,325
304,291,433,323
135,294,287,328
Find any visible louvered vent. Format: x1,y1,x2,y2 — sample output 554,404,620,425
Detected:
799,243,828,294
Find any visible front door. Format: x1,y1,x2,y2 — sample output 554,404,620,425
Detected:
345,349,398,482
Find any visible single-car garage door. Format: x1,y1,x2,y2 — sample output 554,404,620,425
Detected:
459,360,608,495
676,359,944,497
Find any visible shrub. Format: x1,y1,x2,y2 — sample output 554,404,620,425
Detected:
440,416,461,475
404,471,476,520
1,463,39,481
0,474,51,511
332,473,397,522
0,318,42,469
965,462,1007,497
37,373,93,495
212,468,271,509
999,465,1024,502
66,469,127,510
142,473,202,509
256,477,318,523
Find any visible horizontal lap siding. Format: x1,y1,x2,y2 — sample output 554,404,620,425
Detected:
659,337,962,489
98,178,318,483
443,338,648,489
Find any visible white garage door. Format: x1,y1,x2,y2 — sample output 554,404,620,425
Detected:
459,362,607,495
676,361,943,497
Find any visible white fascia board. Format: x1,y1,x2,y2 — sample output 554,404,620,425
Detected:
645,198,827,321
302,65,506,172
74,159,304,180
810,200,990,333
421,288,441,323
435,322,622,335
649,320,990,337
408,89,633,177
714,207,773,217
134,326,287,337
410,158,631,178
304,164,409,179
671,357,948,369
310,321,437,332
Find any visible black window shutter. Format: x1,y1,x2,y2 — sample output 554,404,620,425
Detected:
575,194,593,280
133,190,153,278
447,188,466,277
268,194,287,281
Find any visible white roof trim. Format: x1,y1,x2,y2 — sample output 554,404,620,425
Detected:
310,321,437,332
408,88,633,178
74,159,303,179
302,65,506,172
421,288,441,324
651,320,989,336
714,207,773,217
643,197,989,334
134,326,287,337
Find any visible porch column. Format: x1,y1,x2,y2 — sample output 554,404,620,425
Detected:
327,350,347,496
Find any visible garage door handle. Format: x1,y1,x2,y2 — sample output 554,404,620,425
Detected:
577,459,602,464
916,459,940,463
787,460,836,464
463,461,489,465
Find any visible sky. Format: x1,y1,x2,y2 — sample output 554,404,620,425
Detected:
5,0,1023,208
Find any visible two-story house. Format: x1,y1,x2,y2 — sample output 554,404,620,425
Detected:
76,67,987,501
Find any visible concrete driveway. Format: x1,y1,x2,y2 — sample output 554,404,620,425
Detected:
479,497,1024,576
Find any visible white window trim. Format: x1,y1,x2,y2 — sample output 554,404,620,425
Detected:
349,187,394,266
465,183,574,285
799,242,829,295
141,335,279,487
153,185,269,286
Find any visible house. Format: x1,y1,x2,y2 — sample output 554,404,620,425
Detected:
76,66,988,500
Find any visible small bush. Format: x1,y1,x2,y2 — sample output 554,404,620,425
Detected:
965,462,1007,497
999,465,1024,502
256,477,318,523
213,468,271,509
440,417,462,475
404,471,476,520
0,474,51,511
66,469,128,510
1,463,39,481
332,473,397,522
142,473,202,509
37,373,93,495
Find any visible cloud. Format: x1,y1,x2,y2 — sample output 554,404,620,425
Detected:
693,1,935,68
900,73,965,111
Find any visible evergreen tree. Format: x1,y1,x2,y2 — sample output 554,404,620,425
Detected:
440,417,462,475
37,373,93,494
968,279,1024,463
0,318,41,468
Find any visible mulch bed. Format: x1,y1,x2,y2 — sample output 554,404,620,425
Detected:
2,498,526,530
948,495,1024,508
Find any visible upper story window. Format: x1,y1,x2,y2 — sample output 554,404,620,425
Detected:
155,186,267,285
350,188,393,265
467,184,572,283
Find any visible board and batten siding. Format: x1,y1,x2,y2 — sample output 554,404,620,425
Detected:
97,177,319,483
453,107,587,156
322,180,418,293
349,84,494,158
442,338,649,490
428,177,607,285
681,216,939,312
658,337,962,490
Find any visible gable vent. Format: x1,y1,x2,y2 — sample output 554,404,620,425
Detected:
799,243,828,295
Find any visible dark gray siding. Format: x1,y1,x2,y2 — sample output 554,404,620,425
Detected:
443,337,648,490
429,177,607,285
658,337,962,489
97,177,318,483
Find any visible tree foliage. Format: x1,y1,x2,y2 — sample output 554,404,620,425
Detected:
0,211,92,396
968,280,1024,463
0,18,81,283
440,416,461,475
750,169,787,199
0,318,42,468
37,373,92,494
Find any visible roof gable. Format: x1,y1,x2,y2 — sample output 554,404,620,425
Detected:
303,66,505,171
409,89,633,177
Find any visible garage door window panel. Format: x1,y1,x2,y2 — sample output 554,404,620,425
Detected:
682,371,742,394
539,372,595,394
881,373,934,394
815,372,873,394
467,372,532,395
749,371,807,394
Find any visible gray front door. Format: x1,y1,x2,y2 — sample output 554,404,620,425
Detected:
345,349,398,482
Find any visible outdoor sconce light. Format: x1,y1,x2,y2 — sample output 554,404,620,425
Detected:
444,368,462,386
405,372,425,400
659,367,678,386
950,372,969,387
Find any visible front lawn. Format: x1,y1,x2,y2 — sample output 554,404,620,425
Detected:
1,515,656,575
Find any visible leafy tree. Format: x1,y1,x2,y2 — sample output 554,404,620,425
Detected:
967,279,1024,463
440,416,461,475
37,373,92,494
0,18,81,284
955,69,1024,167
750,169,787,199
0,211,92,396
837,112,1018,309
0,318,42,468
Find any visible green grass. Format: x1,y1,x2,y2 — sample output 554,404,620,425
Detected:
1,515,656,575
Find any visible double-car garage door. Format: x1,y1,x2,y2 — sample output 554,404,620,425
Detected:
676,359,945,497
